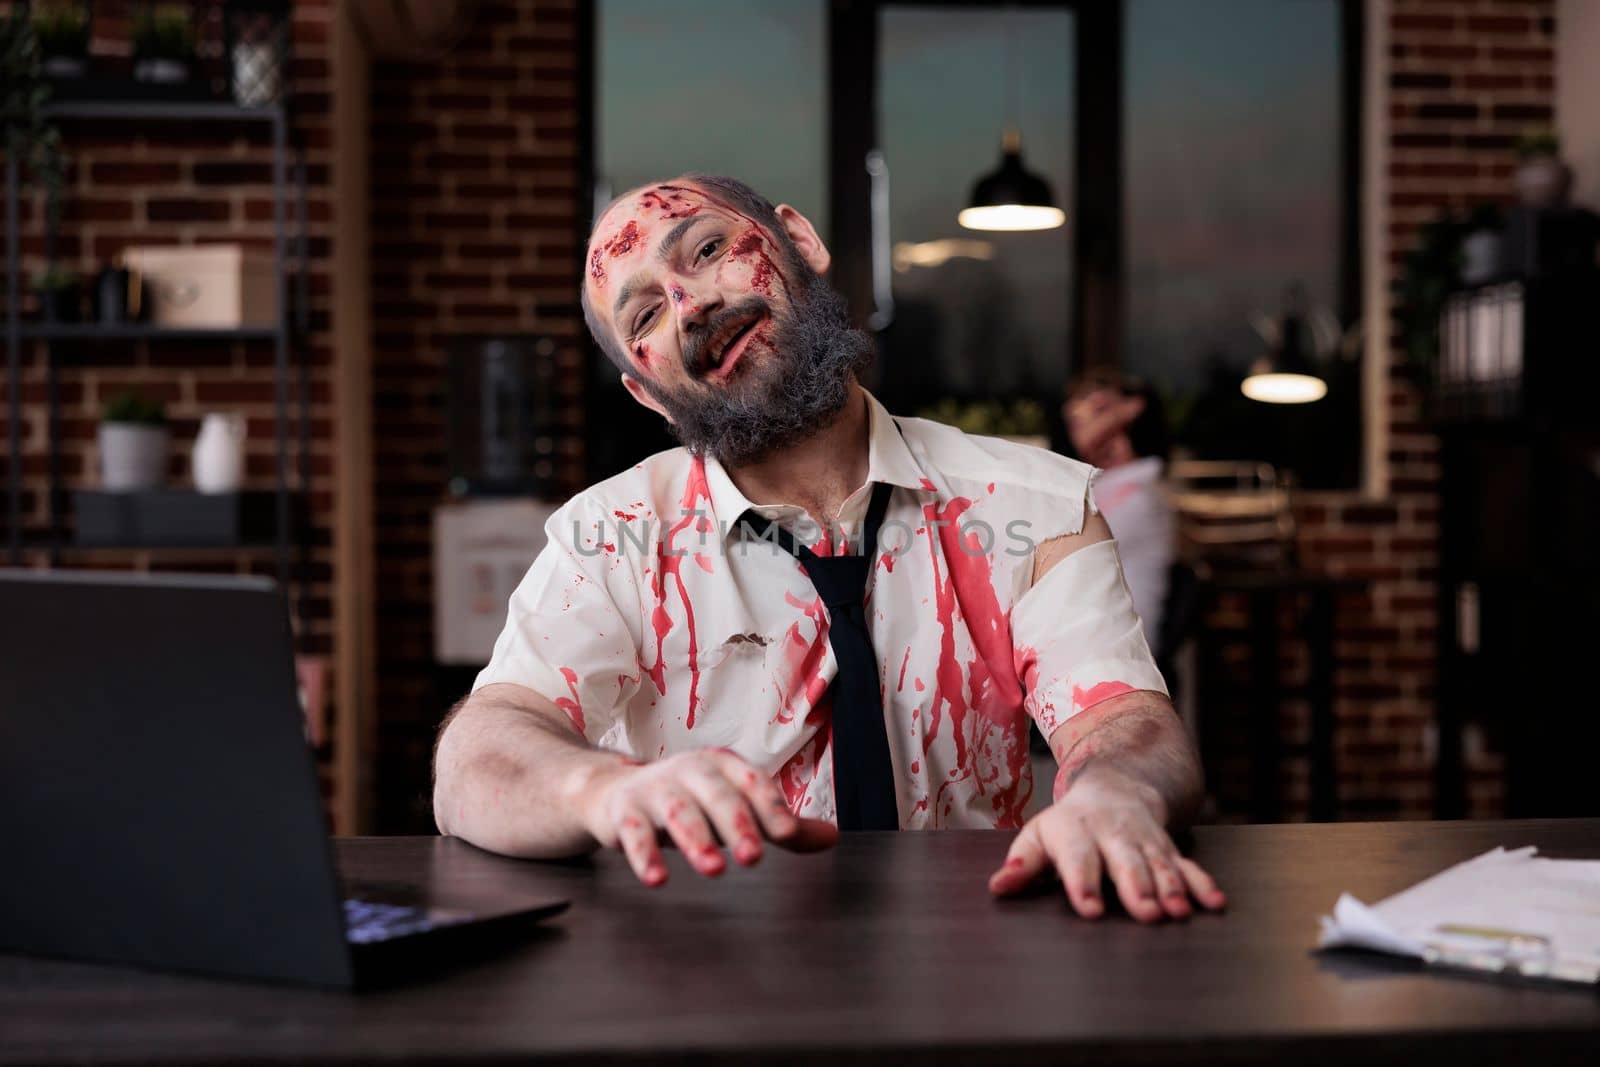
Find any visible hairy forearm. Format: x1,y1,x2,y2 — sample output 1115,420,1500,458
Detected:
1048,692,1204,829
432,683,631,859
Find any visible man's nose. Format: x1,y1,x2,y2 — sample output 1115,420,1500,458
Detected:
673,278,723,334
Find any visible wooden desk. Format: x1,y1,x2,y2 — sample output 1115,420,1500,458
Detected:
3,821,1599,1064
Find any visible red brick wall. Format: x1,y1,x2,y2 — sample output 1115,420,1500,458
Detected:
367,0,586,831
0,2,339,762
1287,0,1555,819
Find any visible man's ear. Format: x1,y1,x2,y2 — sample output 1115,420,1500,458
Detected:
773,203,830,275
622,373,673,423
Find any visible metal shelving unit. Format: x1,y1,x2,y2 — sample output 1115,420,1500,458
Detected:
4,96,311,608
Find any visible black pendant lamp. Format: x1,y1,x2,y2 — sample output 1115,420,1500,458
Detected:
1241,286,1328,404
1240,357,1328,405
959,7,1064,233
959,128,1065,232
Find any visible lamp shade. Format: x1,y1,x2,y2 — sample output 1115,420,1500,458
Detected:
1242,291,1328,404
1240,369,1328,404
958,130,1065,232
1241,346,1327,404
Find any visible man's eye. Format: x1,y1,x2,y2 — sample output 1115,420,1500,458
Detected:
634,307,658,334
697,238,722,260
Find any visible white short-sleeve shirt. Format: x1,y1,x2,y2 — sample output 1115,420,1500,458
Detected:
476,391,1167,829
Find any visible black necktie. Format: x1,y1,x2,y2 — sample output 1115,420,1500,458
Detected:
740,482,898,830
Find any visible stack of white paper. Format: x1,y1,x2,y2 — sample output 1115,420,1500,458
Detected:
1317,846,1600,985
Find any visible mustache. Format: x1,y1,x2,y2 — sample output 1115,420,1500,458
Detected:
680,297,772,378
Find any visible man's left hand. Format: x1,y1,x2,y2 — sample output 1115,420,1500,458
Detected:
986,764,1227,922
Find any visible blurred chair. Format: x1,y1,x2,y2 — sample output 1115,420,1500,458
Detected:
1164,460,1355,822
1166,460,1296,575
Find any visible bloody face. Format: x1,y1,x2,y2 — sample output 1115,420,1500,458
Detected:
584,181,873,465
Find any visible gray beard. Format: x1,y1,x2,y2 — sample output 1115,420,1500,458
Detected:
639,264,875,467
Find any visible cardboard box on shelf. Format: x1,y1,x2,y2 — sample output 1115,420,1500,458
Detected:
123,244,279,328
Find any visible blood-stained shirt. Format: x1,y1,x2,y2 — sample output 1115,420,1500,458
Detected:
474,391,1167,829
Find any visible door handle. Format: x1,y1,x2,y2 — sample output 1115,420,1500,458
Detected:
866,149,894,331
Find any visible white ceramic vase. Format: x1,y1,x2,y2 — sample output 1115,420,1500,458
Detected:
42,56,88,79
192,413,247,494
99,423,170,491
1461,230,1503,285
133,58,190,84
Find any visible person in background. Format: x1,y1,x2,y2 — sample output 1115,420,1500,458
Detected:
1065,372,1177,648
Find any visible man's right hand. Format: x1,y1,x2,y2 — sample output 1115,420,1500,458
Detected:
579,748,838,886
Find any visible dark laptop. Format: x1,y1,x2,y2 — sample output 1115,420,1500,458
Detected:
0,569,567,988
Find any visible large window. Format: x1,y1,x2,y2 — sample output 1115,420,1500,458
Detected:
596,0,828,233
874,6,1075,410
588,0,1362,487
1126,0,1343,389
1125,0,1360,488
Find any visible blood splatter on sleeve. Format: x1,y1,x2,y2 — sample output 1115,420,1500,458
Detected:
1009,538,1169,738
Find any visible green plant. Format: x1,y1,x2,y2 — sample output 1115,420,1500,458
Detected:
31,4,91,58
132,4,197,62
1,7,69,232
917,397,1050,437
102,390,168,427
1515,126,1560,160
31,264,80,291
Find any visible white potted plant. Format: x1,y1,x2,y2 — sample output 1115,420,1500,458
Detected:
32,3,92,80
132,3,196,85
99,390,170,491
